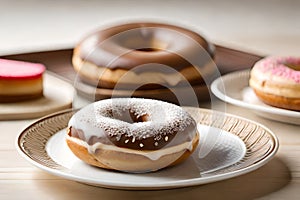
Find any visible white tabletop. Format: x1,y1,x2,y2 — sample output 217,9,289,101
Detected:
0,0,299,56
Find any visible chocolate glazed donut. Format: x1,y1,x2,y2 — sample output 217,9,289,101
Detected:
72,22,215,89
66,98,199,173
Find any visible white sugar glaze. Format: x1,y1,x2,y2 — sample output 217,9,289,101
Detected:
68,98,197,150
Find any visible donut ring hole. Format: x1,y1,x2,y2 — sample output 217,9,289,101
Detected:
104,108,150,124
119,38,165,52
112,29,170,53
135,47,161,52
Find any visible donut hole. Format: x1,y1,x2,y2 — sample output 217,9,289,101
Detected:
105,108,150,124
114,30,168,52
135,48,160,52
128,111,150,123
120,39,166,52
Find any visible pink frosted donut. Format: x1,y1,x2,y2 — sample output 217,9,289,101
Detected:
249,56,300,111
0,59,46,103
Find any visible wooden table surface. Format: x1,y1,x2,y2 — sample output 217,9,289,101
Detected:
1,46,300,200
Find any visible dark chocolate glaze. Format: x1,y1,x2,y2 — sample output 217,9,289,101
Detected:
106,122,197,150
70,122,196,151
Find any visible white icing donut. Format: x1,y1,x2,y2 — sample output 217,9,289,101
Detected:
66,98,199,172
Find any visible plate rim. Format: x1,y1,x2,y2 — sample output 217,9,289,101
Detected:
16,107,279,190
210,69,300,118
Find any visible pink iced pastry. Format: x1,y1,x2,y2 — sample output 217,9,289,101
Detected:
0,59,46,103
249,56,300,111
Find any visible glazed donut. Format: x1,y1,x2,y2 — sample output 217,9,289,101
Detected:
66,98,199,173
249,56,300,111
0,59,45,103
72,22,215,89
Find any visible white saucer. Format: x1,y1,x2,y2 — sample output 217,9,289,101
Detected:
211,69,300,125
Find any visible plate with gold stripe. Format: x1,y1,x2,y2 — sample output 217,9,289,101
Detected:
16,107,278,190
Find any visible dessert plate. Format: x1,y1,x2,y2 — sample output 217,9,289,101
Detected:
0,72,74,120
16,107,278,190
211,70,300,125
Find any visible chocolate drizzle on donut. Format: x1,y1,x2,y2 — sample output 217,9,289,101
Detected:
68,98,197,151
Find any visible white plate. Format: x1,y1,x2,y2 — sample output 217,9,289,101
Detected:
16,108,278,190
0,72,74,120
211,70,300,125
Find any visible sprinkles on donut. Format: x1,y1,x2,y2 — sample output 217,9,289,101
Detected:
249,56,300,111
66,98,199,173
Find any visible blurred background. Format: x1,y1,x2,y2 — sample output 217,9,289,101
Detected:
0,0,299,56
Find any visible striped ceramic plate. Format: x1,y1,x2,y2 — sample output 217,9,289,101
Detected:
16,107,278,190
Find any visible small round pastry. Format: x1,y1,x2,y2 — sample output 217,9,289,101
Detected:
249,56,300,111
72,22,215,90
0,59,46,103
66,98,199,173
